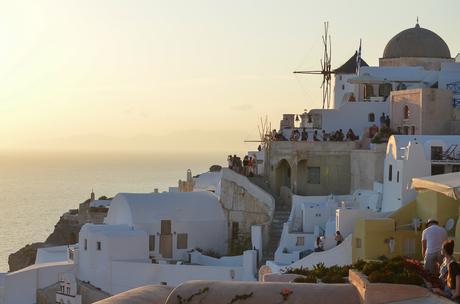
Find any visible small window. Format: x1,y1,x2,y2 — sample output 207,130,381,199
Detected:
342,84,345,90
403,105,409,119
84,239,87,251
431,146,443,160
403,126,409,135
411,126,415,135
296,237,305,246
388,165,393,182
356,238,362,248
308,167,320,184
177,233,188,249
396,171,400,183
66,287,70,294
149,235,155,251
368,113,375,122
339,75,342,81
364,84,374,99
97,241,101,251
397,127,401,134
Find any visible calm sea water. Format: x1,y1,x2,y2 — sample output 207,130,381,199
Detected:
0,151,224,272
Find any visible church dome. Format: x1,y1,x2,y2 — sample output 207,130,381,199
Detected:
383,23,451,59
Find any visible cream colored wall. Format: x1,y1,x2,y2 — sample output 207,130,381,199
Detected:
350,146,385,191
390,89,422,134
390,88,453,136
416,190,460,228
379,57,454,70
390,199,417,226
421,89,453,135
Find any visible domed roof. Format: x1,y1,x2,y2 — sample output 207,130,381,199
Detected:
383,23,451,59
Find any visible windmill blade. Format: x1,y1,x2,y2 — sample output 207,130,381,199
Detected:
293,70,323,74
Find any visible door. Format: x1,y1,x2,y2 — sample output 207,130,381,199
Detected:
160,235,172,258
160,220,172,258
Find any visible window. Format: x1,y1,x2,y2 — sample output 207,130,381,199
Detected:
307,167,320,184
403,105,409,119
364,84,374,99
388,165,393,181
296,237,305,246
232,222,239,240
403,126,409,135
453,165,460,173
431,146,443,160
411,126,415,135
378,83,392,98
84,239,87,250
368,113,375,122
396,171,400,183
66,287,70,294
355,238,362,248
97,241,101,251
397,127,401,134
149,235,155,251
342,84,345,90
161,220,171,235
339,75,342,81
177,233,188,249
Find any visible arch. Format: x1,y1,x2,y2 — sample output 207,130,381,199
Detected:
403,105,409,119
275,159,291,194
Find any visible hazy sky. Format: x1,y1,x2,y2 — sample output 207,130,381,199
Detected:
0,0,458,154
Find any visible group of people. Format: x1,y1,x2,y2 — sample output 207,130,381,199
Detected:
228,154,257,177
379,112,391,128
422,218,460,302
314,231,344,252
272,128,359,142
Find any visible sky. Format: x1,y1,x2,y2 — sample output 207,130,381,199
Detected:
0,0,458,155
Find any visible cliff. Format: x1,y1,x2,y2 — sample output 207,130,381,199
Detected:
8,198,109,272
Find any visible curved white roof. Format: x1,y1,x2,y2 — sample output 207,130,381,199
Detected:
387,135,460,160
193,171,222,192
105,191,224,226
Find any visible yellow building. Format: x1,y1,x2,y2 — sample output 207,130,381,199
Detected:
352,172,460,262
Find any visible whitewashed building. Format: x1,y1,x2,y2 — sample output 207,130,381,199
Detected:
105,191,228,259
272,189,385,265
381,135,460,212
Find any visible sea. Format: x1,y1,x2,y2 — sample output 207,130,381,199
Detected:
0,151,225,272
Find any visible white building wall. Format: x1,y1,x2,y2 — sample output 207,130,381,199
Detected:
110,251,257,294
336,208,381,236
2,262,74,304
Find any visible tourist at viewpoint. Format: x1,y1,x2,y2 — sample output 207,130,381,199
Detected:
422,218,448,275
434,240,460,302
335,231,344,246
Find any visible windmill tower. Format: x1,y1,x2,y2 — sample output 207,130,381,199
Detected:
294,22,333,109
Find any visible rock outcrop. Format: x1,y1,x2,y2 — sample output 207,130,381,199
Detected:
8,197,108,272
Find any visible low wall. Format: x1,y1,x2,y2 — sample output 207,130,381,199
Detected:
2,261,74,304
190,251,242,267
283,235,352,271
110,261,251,294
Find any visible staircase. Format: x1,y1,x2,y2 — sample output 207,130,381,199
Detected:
247,176,291,261
264,206,291,260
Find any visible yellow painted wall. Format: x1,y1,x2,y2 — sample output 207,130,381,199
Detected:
416,190,439,225
390,200,417,227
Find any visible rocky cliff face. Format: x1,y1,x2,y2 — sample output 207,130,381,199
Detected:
8,211,82,272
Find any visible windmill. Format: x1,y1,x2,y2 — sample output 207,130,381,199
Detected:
294,22,333,109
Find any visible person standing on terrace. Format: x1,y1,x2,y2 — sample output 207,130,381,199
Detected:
422,218,448,275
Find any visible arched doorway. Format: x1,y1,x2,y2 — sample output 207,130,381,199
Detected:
275,159,291,195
